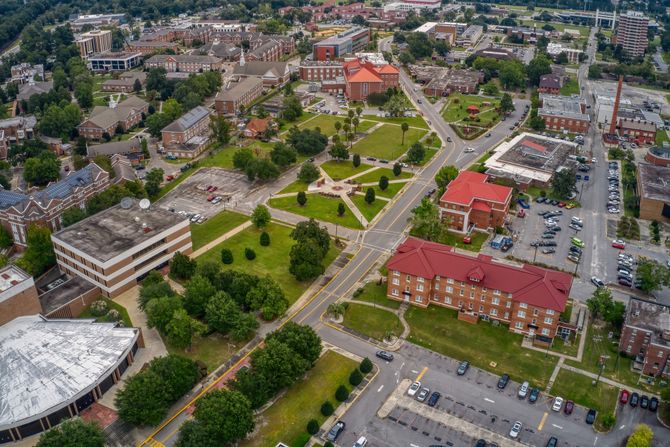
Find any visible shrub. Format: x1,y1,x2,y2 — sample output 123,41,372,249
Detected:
321,400,334,416
335,385,349,402
260,231,270,246
245,248,256,260
600,413,615,430
337,202,345,217
393,163,402,176
325,442,334,447
90,300,109,317
360,357,373,374
349,368,363,386
297,191,307,206
353,153,361,167
107,309,121,322
306,419,320,435
221,248,234,264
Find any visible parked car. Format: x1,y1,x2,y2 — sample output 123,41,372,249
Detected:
542,248,556,254
529,388,540,403
620,390,630,404
407,381,421,396
353,436,368,447
564,400,574,415
457,361,470,375
630,392,639,407
585,409,596,425
591,277,605,288
640,395,649,409
612,239,626,249
518,381,530,399
497,374,510,389
427,391,441,407
552,396,564,412
509,421,522,439
376,351,394,362
326,421,346,441
416,387,430,402
475,440,487,447
546,437,558,447
649,397,659,412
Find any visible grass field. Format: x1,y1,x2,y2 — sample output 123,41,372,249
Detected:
351,193,387,222
442,93,501,127
343,303,403,341
79,297,132,328
277,180,309,194
352,166,412,184
351,125,426,159
367,181,408,199
166,333,239,372
297,114,376,137
198,142,275,170
413,147,439,166
353,282,402,310
437,230,489,252
549,369,619,431
560,77,580,96
406,306,557,388
321,160,373,180
190,211,249,250
362,114,429,129
269,194,364,230
241,350,356,447
196,222,340,304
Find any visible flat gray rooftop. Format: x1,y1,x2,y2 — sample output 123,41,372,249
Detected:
539,94,590,121
498,135,575,173
0,316,137,429
638,164,670,202
626,298,670,347
52,201,187,263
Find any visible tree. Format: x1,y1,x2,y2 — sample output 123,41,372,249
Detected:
298,161,320,183
221,248,234,264
527,54,553,86
334,121,342,135
139,280,175,311
287,127,328,156
245,247,256,260
410,197,444,242
379,175,389,191
252,204,271,228
260,231,270,246
307,419,320,435
0,226,12,248
360,357,373,374
62,206,88,227
249,338,310,394
116,370,173,425
23,151,61,186
146,295,184,333
289,238,326,281
133,78,143,93
270,142,297,168
529,114,546,131
626,424,653,447
556,52,569,65
321,400,334,416
210,115,231,145
166,309,206,350
292,218,331,254
163,98,183,121
635,258,670,293
552,168,576,199
400,122,409,145
170,252,197,280
183,275,216,318
36,418,105,447
337,202,346,217
393,163,402,176
233,148,255,171
500,93,515,114
365,187,376,204
282,95,303,121
498,60,525,89
588,64,602,79
586,287,614,320
482,81,499,96
335,385,349,402
266,322,322,364
435,165,459,191
247,159,280,182
328,142,349,161
144,168,164,198
297,191,307,206
205,291,258,339
349,369,363,386
20,225,56,276
353,153,361,167
406,142,426,164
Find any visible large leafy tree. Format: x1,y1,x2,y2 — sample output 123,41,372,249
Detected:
527,54,553,86
500,93,515,114
287,127,328,156
183,275,216,318
270,142,298,168
552,168,576,199
410,197,444,242
251,338,310,393
282,95,303,121
635,258,670,293
166,309,206,350
266,322,322,365
146,295,184,333
19,225,56,276
297,161,320,183
434,165,459,191
626,424,653,447
23,151,61,186
406,142,426,164
36,419,105,447
251,204,271,228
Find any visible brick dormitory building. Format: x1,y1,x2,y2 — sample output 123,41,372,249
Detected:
619,298,670,378
386,238,573,341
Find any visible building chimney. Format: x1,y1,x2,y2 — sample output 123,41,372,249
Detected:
608,75,624,136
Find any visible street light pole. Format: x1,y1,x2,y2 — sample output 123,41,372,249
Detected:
533,245,539,263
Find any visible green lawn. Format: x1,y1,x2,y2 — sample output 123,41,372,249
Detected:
321,160,373,180
196,222,340,304
190,211,249,250
241,350,356,447
350,193,387,222
413,147,438,166
343,303,403,341
199,142,275,170
442,93,501,127
278,180,309,194
368,181,408,199
655,129,670,146
362,114,429,129
352,166,412,184
79,297,132,328
298,114,345,137
269,194,364,230
566,322,663,395
406,306,557,388
352,125,426,159
353,282,402,310
429,230,489,252
560,77,580,96
166,333,239,373
550,369,619,431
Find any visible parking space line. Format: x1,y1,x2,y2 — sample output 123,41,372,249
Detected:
416,367,428,381
537,412,549,431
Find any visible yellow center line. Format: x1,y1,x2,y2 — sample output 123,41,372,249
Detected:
538,411,549,431
416,366,428,381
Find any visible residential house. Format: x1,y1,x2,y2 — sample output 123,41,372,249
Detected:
244,117,274,138
538,74,563,95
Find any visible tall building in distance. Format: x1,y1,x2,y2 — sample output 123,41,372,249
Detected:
75,29,113,57
616,11,648,58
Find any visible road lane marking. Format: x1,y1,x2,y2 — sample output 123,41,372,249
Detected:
377,385,384,392
411,369,418,374
400,362,405,369
538,412,549,431
619,425,625,430
416,366,428,381
484,398,495,403
594,436,598,445
552,424,563,429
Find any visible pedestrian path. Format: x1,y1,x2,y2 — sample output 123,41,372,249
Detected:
559,363,658,397
189,220,253,258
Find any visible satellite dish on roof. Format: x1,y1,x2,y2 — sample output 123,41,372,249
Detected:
120,197,134,209
139,198,151,210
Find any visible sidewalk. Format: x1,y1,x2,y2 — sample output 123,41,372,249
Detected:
189,220,253,258
559,363,659,398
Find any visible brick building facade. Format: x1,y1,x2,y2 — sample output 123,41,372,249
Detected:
215,77,264,115
0,265,41,327
77,96,149,141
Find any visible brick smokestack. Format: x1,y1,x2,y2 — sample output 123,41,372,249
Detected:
608,75,624,135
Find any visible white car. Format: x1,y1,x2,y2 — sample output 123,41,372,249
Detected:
509,421,522,439
464,147,475,153
407,381,421,396
552,396,564,412
591,277,605,288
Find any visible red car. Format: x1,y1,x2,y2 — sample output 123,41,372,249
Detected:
205,185,213,192
517,209,526,218
165,175,174,181
207,195,215,202
612,240,626,249
558,202,566,208
210,186,218,192
564,400,574,415
620,389,630,404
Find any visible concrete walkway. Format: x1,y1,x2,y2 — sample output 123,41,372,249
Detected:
341,192,368,226
189,220,253,258
559,363,659,398
545,357,564,394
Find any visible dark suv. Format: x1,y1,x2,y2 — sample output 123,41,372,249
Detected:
427,391,441,407
457,361,470,375
326,421,345,441
376,351,394,362
497,374,510,389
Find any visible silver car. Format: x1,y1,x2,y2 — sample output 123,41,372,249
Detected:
416,387,430,402
509,421,522,438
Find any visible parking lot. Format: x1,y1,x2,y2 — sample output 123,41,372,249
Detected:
155,167,251,221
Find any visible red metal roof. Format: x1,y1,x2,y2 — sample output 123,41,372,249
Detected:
471,200,491,212
387,237,572,312
440,171,512,206
346,66,382,83
376,64,399,74
520,139,547,153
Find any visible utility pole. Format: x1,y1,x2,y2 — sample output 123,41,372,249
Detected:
533,245,539,263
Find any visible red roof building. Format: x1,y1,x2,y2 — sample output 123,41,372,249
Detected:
386,237,573,340
439,171,513,233
343,59,399,101
243,117,274,138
